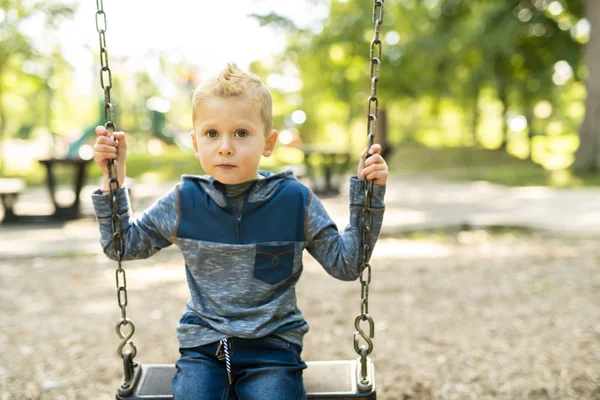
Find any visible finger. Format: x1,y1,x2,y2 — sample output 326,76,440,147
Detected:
364,153,384,167
95,125,110,137
94,144,118,154
358,146,368,169
364,170,387,183
96,136,118,146
368,144,382,155
93,151,117,161
361,163,387,177
364,158,387,171
94,152,117,165
112,131,127,149
363,165,388,178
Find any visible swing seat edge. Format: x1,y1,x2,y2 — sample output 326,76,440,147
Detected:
115,360,376,399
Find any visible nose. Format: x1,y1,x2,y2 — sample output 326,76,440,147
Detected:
218,137,233,156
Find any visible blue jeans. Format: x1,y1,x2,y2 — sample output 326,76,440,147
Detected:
172,336,307,400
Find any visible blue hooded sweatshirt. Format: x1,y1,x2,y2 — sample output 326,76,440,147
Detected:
92,170,385,348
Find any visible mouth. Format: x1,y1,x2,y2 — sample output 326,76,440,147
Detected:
216,164,236,169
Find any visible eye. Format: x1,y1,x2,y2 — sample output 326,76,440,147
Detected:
206,130,218,138
235,130,249,138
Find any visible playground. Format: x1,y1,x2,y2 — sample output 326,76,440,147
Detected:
2,0,600,398
1,176,599,399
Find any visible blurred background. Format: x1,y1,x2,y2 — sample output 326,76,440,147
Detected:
0,0,598,189
2,2,600,399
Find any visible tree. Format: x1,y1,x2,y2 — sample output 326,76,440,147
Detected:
0,0,75,175
254,0,586,166
574,0,600,173
420,0,583,152
253,0,426,146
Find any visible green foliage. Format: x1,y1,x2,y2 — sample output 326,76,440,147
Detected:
0,1,77,92
250,12,300,31
3,0,596,190
250,0,588,176
0,0,77,175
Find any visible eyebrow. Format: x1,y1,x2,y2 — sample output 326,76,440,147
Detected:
199,120,259,131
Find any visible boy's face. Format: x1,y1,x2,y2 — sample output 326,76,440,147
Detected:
191,96,278,184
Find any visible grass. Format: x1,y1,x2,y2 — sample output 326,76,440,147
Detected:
394,226,538,241
5,144,600,188
384,146,600,188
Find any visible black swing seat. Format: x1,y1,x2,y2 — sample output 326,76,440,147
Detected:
116,360,376,399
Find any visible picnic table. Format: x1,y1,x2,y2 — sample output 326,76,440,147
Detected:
39,157,92,221
0,178,26,223
0,158,92,223
302,145,351,195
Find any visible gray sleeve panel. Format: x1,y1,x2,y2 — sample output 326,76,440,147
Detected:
91,186,179,261
349,176,386,209
305,177,386,281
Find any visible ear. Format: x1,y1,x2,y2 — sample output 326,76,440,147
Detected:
190,130,200,159
262,129,278,157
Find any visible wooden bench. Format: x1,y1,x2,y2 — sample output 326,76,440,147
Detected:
0,178,26,223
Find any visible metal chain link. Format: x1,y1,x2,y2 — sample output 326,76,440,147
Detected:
95,0,138,382
354,0,384,390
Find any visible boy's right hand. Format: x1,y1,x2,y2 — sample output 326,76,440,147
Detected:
93,125,127,184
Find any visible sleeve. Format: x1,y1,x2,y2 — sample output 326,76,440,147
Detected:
305,177,386,281
91,185,180,261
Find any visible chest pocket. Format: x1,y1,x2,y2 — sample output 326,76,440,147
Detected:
254,243,295,284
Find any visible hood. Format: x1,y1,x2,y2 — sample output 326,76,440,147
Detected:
180,169,297,211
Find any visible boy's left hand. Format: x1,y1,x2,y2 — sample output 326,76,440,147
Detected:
358,144,388,185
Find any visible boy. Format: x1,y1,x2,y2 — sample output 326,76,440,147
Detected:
92,63,388,400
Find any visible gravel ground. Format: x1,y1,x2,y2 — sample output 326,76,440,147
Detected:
1,232,599,399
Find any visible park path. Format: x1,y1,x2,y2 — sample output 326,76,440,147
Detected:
0,174,598,260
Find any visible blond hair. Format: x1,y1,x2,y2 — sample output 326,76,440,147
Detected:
192,63,273,134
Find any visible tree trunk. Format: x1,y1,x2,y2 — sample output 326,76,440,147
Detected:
521,89,535,160
525,106,535,160
470,83,481,147
574,0,600,173
0,70,5,177
498,80,509,151
494,55,510,152
376,108,391,157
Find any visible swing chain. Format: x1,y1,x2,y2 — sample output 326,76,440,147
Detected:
95,0,138,378
96,0,115,132
354,0,384,391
